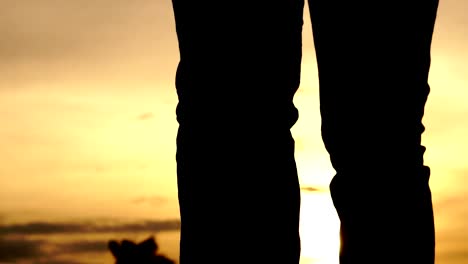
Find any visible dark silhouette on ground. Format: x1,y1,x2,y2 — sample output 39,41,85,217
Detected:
108,237,175,264
171,0,439,263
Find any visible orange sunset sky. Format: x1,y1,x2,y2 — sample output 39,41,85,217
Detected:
0,1,467,263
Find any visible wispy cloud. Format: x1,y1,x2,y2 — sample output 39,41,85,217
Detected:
59,240,109,254
0,219,180,236
36,260,86,264
138,112,155,120
132,196,168,206
300,186,322,192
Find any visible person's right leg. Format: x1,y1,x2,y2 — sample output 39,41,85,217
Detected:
308,0,439,263
172,1,305,263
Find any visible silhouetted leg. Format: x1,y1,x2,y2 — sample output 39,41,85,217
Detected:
308,0,438,263
172,1,304,263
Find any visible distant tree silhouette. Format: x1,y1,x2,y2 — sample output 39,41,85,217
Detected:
108,236,175,264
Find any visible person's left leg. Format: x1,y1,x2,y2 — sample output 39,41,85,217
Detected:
308,0,438,262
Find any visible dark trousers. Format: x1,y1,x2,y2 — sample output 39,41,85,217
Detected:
172,0,438,263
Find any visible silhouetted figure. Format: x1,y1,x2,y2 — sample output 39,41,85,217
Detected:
108,237,175,264
171,0,438,263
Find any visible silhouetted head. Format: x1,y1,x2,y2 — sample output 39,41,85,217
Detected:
108,236,175,264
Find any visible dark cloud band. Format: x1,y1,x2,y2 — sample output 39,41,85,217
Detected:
0,219,180,235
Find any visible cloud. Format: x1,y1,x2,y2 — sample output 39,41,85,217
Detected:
0,237,44,261
438,250,468,263
137,112,155,121
0,0,169,61
59,240,109,254
132,196,168,206
435,195,467,210
300,186,322,192
36,260,85,264
0,0,178,88
434,193,468,230
0,237,106,263
0,219,180,236
0,233,175,263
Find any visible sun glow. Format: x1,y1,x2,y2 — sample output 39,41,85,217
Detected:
300,192,340,264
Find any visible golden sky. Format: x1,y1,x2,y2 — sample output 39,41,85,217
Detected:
0,1,467,263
